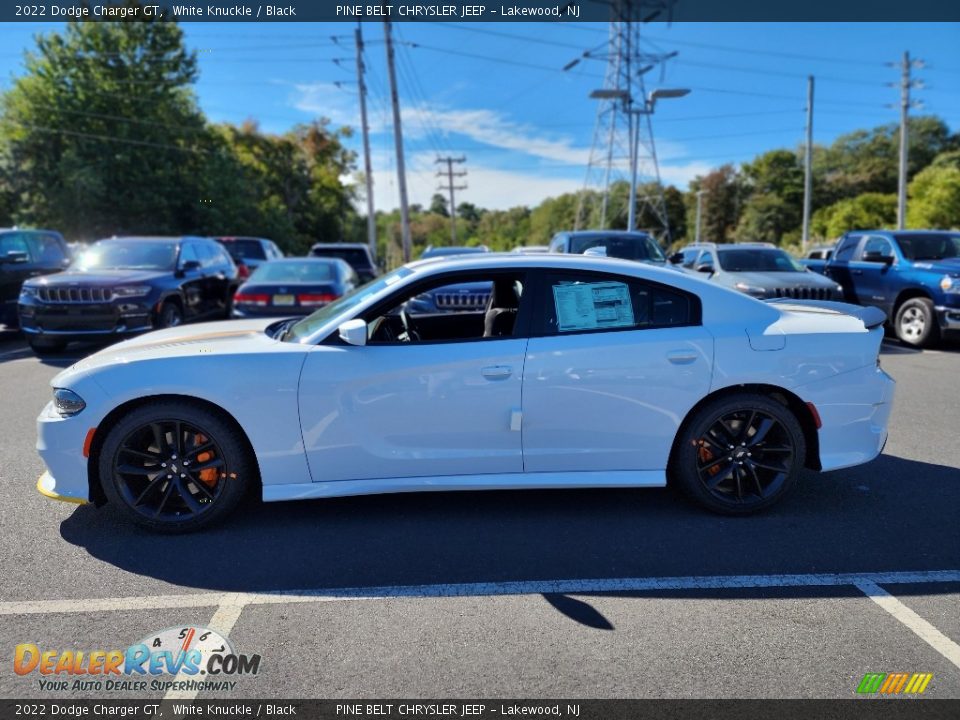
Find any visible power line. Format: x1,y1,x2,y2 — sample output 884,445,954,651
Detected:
0,119,208,154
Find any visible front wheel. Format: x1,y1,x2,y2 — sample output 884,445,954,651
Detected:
670,394,806,515
98,401,254,532
895,297,939,348
156,300,183,329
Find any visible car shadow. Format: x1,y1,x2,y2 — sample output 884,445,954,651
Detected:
60,453,959,600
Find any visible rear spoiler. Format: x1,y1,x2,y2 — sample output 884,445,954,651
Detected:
765,298,887,330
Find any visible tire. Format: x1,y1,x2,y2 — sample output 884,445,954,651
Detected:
670,393,806,515
98,400,254,532
28,337,68,355
894,297,939,348
157,300,183,329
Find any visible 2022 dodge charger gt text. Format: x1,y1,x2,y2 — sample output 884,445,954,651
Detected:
36,254,895,532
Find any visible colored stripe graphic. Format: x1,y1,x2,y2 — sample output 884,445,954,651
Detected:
858,672,933,694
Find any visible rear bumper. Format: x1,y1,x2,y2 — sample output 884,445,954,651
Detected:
799,364,896,472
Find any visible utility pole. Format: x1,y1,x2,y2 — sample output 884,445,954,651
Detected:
893,51,923,230
383,19,412,263
801,75,814,254
694,189,706,243
436,155,467,244
355,25,377,262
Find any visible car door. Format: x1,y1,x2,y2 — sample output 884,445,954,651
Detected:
297,273,530,483
825,234,862,303
852,235,898,316
202,242,232,315
522,270,713,473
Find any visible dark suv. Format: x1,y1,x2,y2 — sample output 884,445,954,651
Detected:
215,236,283,279
0,228,70,329
309,243,379,283
18,236,239,354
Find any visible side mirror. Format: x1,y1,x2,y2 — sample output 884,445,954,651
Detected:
0,250,28,265
338,318,368,346
695,263,714,274
668,252,684,264
862,251,894,265
178,259,201,276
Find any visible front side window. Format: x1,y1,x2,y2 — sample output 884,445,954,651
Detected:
0,232,29,258
537,272,699,336
861,236,894,259
27,234,67,264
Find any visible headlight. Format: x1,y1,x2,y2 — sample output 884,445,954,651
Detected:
112,286,151,298
19,285,38,298
735,282,767,298
52,388,86,417
940,275,960,293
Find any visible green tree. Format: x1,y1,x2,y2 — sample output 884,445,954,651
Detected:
907,165,960,229
685,165,744,243
0,14,205,238
429,193,448,217
811,193,897,239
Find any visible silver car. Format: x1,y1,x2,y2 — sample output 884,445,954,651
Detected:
671,242,843,300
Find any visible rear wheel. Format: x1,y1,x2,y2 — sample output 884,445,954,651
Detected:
28,336,68,355
98,401,253,532
670,394,806,515
895,297,939,348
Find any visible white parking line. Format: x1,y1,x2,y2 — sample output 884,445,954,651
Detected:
1,569,958,616
163,594,253,702
856,580,960,671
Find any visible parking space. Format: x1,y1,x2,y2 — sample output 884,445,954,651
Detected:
0,332,958,699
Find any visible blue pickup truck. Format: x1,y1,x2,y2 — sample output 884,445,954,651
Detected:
810,230,960,347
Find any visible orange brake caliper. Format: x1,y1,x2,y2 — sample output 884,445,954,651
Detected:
193,433,219,487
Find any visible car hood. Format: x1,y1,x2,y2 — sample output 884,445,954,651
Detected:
62,318,283,375
723,270,837,288
911,257,960,274
26,269,170,286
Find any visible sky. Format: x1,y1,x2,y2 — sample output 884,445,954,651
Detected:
0,21,958,213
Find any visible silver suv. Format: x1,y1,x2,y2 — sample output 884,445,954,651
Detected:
671,242,843,300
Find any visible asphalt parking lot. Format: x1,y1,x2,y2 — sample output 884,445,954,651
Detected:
0,330,958,700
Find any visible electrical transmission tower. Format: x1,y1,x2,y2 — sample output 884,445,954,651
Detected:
574,1,678,244
436,155,467,244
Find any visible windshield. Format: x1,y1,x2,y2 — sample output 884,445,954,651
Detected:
72,239,178,271
311,247,372,268
569,235,666,263
219,238,266,261
250,261,335,283
283,266,414,342
895,233,960,260
718,248,806,272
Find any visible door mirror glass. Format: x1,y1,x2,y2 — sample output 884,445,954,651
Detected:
695,262,714,274
338,318,368,346
862,251,893,265
179,259,201,273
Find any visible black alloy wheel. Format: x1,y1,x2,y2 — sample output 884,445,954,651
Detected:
99,401,252,532
671,393,806,514
158,301,183,328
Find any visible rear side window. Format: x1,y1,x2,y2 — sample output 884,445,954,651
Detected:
834,235,861,262
537,272,700,336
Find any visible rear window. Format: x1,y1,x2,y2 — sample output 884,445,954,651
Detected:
250,262,336,283
312,247,372,268
568,235,665,263
219,239,266,261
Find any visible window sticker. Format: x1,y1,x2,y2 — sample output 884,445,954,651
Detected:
553,281,635,332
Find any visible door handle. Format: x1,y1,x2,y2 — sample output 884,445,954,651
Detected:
852,269,863,275
666,351,697,365
481,365,512,379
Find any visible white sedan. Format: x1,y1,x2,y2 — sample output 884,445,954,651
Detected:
36,254,895,532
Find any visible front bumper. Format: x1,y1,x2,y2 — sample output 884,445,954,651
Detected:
934,305,960,331
36,400,94,504
18,297,155,341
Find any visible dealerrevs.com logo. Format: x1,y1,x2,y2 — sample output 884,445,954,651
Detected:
14,626,261,693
